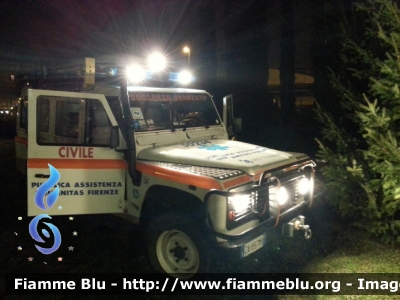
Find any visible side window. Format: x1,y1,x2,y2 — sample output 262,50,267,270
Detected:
106,96,123,128
55,100,81,140
88,99,112,146
36,96,112,146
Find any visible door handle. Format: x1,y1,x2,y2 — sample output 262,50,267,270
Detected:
34,174,50,178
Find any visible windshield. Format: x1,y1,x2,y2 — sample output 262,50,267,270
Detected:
128,92,221,131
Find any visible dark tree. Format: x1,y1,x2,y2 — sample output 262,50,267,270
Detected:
279,0,296,126
315,0,400,244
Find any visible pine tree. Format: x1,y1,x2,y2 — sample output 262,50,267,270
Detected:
316,0,400,244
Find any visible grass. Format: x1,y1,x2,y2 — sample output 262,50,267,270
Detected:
305,233,400,273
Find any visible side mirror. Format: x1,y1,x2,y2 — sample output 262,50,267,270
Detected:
223,95,243,139
110,126,120,148
233,117,242,133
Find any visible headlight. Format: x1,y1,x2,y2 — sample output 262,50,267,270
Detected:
228,194,251,213
277,187,288,205
227,192,257,221
298,177,313,195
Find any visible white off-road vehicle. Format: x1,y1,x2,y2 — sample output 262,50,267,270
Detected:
16,58,315,279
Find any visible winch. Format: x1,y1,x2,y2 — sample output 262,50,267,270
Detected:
283,215,312,240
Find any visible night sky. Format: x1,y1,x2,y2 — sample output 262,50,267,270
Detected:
0,1,205,60
0,0,324,119
0,0,312,77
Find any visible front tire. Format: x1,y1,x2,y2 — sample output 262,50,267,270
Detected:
146,215,211,279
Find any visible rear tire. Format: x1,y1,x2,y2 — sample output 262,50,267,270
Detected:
146,215,211,279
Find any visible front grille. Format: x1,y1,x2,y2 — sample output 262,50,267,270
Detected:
285,176,301,203
264,169,313,217
224,163,314,230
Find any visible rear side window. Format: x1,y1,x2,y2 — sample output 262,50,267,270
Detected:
19,98,28,130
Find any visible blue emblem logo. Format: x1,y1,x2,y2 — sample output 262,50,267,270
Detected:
29,164,62,255
197,144,229,151
240,159,254,163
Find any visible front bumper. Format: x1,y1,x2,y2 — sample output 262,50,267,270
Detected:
211,201,309,249
205,160,315,248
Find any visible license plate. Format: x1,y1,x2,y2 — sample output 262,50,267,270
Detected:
241,233,266,257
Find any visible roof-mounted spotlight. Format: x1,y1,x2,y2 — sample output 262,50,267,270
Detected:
177,70,193,85
126,64,146,84
147,52,166,72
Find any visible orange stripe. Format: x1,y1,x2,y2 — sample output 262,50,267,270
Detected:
136,161,223,190
15,136,28,145
223,174,252,189
28,158,126,169
28,159,247,190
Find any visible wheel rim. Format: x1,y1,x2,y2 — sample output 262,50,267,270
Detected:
156,229,200,276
